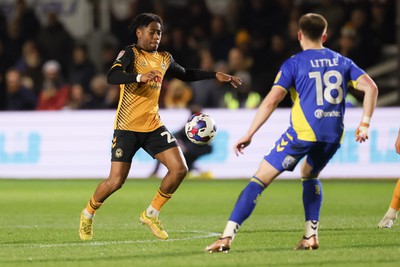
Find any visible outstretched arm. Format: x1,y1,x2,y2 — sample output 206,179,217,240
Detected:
234,86,287,156
167,60,242,87
395,128,400,154
353,74,378,143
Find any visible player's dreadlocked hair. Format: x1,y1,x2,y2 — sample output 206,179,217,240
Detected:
128,13,163,38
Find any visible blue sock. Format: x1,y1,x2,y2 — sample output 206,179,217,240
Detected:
302,179,323,221
229,176,266,224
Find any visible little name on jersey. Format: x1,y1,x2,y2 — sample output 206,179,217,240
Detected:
310,58,338,68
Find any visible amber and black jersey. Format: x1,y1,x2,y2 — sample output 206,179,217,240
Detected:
108,45,216,132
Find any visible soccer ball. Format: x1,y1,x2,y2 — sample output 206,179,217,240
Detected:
185,113,217,145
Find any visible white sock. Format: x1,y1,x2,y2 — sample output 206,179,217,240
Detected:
386,207,399,219
83,209,94,219
304,220,319,238
146,205,160,218
222,220,240,240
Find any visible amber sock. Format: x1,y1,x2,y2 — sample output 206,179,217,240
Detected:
84,196,103,218
389,179,400,211
146,188,172,218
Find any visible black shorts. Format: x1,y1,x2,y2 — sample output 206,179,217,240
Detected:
111,126,179,163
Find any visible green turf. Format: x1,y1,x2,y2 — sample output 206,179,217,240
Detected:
1,178,400,267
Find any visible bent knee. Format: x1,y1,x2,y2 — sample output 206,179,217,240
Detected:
104,176,126,191
171,164,188,178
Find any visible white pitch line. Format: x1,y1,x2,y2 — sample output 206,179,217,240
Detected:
0,230,220,249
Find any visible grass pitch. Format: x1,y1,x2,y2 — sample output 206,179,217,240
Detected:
1,178,400,267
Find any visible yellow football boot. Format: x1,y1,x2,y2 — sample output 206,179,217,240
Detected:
139,211,169,240
79,210,94,241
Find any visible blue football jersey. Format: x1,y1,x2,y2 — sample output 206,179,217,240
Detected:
273,48,366,143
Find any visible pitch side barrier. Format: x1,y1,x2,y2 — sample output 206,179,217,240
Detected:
0,108,398,179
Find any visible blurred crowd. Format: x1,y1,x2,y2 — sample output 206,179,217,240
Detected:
0,0,396,111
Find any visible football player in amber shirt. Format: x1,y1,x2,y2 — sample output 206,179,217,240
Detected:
78,13,242,241
378,128,400,228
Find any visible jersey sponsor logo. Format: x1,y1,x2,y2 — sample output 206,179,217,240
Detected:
282,155,297,170
314,109,341,119
161,62,166,70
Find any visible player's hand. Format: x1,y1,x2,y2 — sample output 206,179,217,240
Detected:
355,122,369,143
140,70,163,83
216,72,242,88
234,135,252,156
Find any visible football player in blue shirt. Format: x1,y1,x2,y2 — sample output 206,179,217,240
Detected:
205,13,378,253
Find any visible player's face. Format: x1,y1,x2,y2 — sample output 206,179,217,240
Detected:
137,22,162,52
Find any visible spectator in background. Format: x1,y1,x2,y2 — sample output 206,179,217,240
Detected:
183,0,212,40
14,40,43,96
36,60,70,110
168,27,199,68
68,44,96,94
267,34,292,107
104,84,120,109
36,12,74,78
190,49,224,108
209,15,235,62
336,26,358,60
0,41,6,110
252,34,290,101
285,7,303,55
98,42,118,74
370,2,396,45
63,83,87,110
4,68,36,111
0,8,7,42
238,0,272,38
163,79,193,109
5,14,25,68
312,0,345,45
221,47,260,109
85,74,113,109
2,0,40,68
13,0,41,43
341,7,381,69
108,0,141,50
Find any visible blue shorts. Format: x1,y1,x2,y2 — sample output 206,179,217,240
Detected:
264,132,341,175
